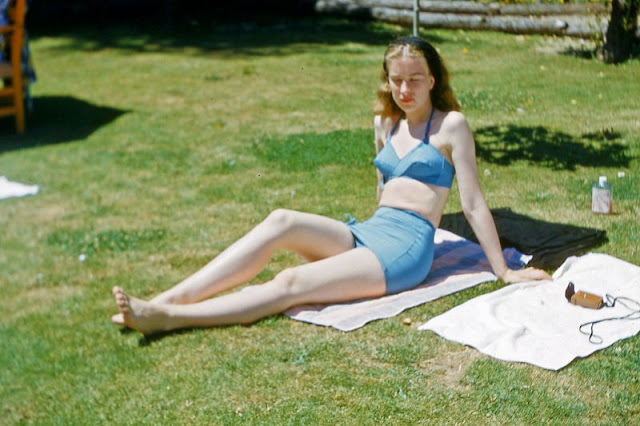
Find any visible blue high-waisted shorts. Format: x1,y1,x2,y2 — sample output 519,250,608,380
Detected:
347,206,435,295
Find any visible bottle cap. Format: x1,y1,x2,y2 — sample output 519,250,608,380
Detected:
598,176,607,186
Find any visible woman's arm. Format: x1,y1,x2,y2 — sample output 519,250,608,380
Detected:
449,112,551,283
373,115,386,202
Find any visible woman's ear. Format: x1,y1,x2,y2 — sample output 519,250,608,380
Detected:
430,76,435,90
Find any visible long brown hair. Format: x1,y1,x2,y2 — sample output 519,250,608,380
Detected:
374,36,460,118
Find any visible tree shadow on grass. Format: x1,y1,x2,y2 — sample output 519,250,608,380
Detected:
31,15,446,58
0,95,128,153
559,41,640,62
474,125,630,171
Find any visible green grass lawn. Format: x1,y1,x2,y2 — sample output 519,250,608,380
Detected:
1,16,639,424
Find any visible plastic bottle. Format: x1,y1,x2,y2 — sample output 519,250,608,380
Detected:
591,175,612,214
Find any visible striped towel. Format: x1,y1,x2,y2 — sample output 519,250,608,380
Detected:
285,229,529,331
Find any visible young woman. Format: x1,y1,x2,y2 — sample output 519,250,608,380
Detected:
112,36,551,335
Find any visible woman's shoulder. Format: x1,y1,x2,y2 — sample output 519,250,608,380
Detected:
439,110,473,144
438,110,474,156
439,110,468,130
374,114,396,131
373,115,398,140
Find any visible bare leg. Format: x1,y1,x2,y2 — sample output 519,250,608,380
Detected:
112,248,385,335
151,209,354,304
111,209,355,326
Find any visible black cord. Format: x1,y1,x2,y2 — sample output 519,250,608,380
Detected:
578,295,640,344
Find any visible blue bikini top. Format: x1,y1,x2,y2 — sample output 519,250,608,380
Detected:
374,109,455,189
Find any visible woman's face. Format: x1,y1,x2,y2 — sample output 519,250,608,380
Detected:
387,54,434,117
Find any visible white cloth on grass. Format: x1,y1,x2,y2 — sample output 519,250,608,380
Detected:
420,253,640,370
0,176,39,200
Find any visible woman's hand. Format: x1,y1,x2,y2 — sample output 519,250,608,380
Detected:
500,267,552,284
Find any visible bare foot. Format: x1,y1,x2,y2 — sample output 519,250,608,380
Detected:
112,286,170,335
111,313,125,326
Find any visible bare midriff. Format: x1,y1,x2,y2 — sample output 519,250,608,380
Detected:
378,177,450,228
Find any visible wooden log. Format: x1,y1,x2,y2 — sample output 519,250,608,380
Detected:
314,0,370,16
372,0,606,16
315,0,638,38
499,3,607,17
316,0,607,16
366,0,496,15
370,7,608,38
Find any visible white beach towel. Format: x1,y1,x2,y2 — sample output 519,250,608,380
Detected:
285,228,530,332
420,253,640,370
0,176,39,200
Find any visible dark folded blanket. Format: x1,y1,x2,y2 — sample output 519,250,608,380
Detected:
439,208,607,270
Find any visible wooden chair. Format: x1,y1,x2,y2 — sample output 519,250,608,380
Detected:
0,0,27,134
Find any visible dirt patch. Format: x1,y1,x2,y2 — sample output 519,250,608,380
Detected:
1,285,82,325
535,37,597,56
419,346,482,390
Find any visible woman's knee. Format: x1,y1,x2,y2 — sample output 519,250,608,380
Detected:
269,268,305,299
262,209,297,234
